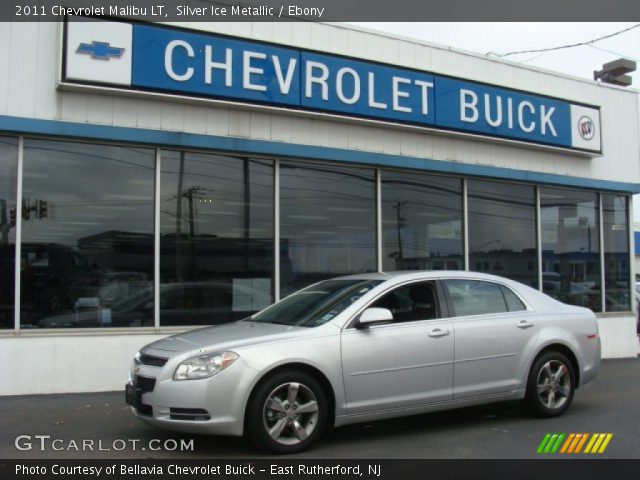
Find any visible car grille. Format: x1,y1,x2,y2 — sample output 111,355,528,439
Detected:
169,408,211,421
139,354,168,367
132,374,156,416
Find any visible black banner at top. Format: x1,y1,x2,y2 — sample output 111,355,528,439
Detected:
2,0,640,22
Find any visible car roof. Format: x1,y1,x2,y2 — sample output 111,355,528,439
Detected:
333,270,522,284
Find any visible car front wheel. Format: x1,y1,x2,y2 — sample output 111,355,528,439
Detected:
246,370,328,453
525,351,576,417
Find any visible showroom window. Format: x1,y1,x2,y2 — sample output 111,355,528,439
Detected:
0,136,18,329
602,194,630,312
159,151,274,326
381,171,463,271
20,139,155,328
279,161,376,297
468,180,537,287
540,188,601,311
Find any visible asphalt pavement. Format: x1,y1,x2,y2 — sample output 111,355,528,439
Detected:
1,358,638,459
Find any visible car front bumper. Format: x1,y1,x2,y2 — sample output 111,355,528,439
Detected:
126,358,258,437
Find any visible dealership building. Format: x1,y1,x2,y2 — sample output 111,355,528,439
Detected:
0,18,639,395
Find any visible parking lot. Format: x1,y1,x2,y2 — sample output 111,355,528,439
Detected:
1,358,638,459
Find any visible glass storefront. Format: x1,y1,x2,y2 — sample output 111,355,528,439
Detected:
468,180,538,287
602,194,630,311
20,139,155,328
0,135,633,328
0,136,18,329
160,151,274,325
381,171,463,271
279,162,377,297
541,188,601,311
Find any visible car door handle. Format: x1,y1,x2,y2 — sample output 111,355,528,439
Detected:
517,320,535,329
428,329,451,338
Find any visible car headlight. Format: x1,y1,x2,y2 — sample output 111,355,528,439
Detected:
130,352,141,380
173,352,239,380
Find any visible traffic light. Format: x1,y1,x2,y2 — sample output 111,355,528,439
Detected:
37,200,48,219
22,199,30,220
9,208,16,225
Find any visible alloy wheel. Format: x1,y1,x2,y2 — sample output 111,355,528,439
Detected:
536,360,571,410
262,382,320,446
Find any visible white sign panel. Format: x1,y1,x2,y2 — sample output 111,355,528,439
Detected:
65,19,132,86
570,105,601,153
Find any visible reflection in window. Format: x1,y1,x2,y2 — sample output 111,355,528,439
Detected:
279,162,376,297
444,279,509,316
468,180,537,287
20,139,155,328
381,172,463,271
541,188,601,311
0,137,18,329
160,152,274,326
603,194,630,311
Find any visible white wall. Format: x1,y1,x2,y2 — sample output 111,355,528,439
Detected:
0,334,167,395
597,316,639,359
0,22,638,186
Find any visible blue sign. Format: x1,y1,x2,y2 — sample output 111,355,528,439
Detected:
65,21,602,153
133,25,300,106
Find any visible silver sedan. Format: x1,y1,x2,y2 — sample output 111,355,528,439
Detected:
126,271,601,453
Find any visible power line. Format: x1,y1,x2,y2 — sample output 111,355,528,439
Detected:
487,23,640,58
587,44,640,63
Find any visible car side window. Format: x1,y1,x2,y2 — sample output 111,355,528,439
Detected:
501,285,527,312
370,281,440,323
444,279,508,317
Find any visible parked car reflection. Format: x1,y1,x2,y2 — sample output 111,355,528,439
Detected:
37,281,262,328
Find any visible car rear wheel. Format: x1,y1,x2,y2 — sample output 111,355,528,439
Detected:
246,370,328,453
525,351,575,417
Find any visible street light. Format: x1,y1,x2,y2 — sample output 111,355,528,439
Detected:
593,58,636,87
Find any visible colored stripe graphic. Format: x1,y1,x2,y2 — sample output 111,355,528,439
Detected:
537,433,565,453
539,433,613,454
585,434,613,454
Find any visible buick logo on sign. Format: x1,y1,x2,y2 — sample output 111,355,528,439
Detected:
76,41,125,61
578,116,595,141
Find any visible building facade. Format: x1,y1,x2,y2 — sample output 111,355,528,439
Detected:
0,19,639,395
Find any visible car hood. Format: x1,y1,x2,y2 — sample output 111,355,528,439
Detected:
142,321,308,355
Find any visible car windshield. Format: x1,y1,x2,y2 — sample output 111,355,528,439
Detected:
248,279,383,327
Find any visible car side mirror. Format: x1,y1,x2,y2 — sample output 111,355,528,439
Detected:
357,307,393,328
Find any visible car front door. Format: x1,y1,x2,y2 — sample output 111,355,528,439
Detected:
443,279,541,399
340,281,454,415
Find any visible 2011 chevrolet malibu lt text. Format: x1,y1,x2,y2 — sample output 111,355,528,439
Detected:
126,271,601,453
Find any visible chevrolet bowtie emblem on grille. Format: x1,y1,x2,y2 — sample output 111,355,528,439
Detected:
76,41,125,61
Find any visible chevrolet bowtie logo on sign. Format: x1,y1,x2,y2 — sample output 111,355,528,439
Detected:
537,433,613,454
76,41,125,61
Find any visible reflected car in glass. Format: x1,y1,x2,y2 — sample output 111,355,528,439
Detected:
38,282,258,328
127,271,601,453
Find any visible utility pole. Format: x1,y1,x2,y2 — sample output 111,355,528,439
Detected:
394,201,408,268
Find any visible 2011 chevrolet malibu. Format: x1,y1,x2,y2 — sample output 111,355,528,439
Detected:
126,271,601,453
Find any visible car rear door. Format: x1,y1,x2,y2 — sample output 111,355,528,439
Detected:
443,279,541,399
340,281,454,414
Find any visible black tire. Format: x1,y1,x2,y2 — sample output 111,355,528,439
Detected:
246,370,328,454
524,351,576,417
